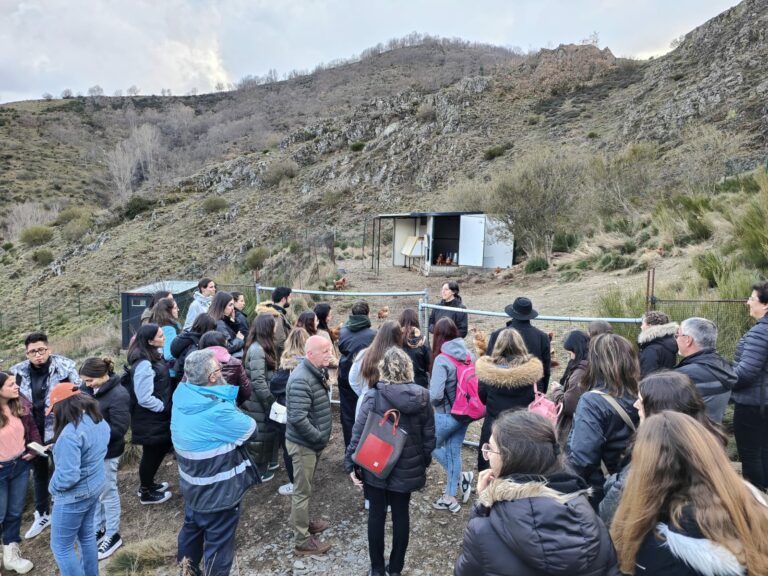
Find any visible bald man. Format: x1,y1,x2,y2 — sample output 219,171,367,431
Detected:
285,335,334,556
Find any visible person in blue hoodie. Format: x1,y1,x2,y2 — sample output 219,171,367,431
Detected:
47,382,110,576
172,349,259,576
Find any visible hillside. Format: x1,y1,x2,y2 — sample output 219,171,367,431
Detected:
0,0,767,354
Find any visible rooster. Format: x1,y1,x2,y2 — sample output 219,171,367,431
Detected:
377,306,390,320
333,276,347,290
494,266,502,275
548,331,560,368
471,327,488,357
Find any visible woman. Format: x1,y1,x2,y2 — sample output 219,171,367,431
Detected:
475,328,543,472
0,371,38,574
295,311,319,337
197,331,252,405
231,291,250,336
398,308,431,388
733,280,768,491
567,333,640,509
243,314,280,482
79,358,130,560
47,383,110,576
170,313,217,377
270,327,310,496
150,297,181,384
208,291,245,358
346,347,435,576
428,281,468,338
126,324,172,505
140,290,172,325
637,311,678,377
183,277,216,330
611,412,768,576
429,317,473,512
454,411,619,576
600,370,727,526
551,330,590,445
314,303,336,343
349,321,404,398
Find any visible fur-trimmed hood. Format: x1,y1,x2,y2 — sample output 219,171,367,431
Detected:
653,523,744,576
279,354,302,371
638,322,679,345
475,356,543,389
478,476,588,508
254,301,282,318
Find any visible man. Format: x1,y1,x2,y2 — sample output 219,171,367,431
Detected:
674,317,737,423
11,332,80,539
256,286,293,359
486,297,551,392
285,335,334,556
337,301,377,448
172,350,259,576
183,277,216,330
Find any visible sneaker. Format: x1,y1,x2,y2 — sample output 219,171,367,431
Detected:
136,482,170,497
139,488,172,505
460,471,474,503
432,496,461,513
96,528,106,544
294,536,332,556
364,499,370,510
260,470,275,482
308,519,330,535
97,533,123,560
267,461,280,471
278,482,294,496
24,511,50,539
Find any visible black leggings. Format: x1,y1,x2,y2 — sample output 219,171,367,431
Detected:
734,403,768,491
367,486,411,574
139,442,172,489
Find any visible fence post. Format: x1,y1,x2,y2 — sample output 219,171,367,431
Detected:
422,289,430,347
38,303,42,325
77,293,81,317
255,284,261,306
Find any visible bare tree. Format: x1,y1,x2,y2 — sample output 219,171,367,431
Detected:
126,85,140,96
113,89,123,97
105,141,136,201
61,88,73,99
87,85,104,97
42,92,53,100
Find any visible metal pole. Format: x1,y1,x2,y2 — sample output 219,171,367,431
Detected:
422,289,430,347
370,218,375,270
38,302,42,325
77,293,81,317
255,284,262,306
362,219,366,261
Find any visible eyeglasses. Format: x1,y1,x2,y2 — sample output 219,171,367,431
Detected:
674,332,689,339
480,443,500,461
209,368,222,377
26,347,49,357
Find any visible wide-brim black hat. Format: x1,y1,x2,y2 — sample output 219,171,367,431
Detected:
504,297,538,320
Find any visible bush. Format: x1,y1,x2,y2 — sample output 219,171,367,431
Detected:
552,232,579,253
19,225,54,247
287,240,302,254
32,248,54,266
524,257,549,274
619,241,637,255
596,252,635,272
55,206,94,226
2,242,13,251
262,160,299,187
349,141,365,152
62,217,91,242
587,131,599,139
123,196,155,220
202,196,228,213
415,103,436,123
245,246,269,270
483,143,512,161
559,269,581,282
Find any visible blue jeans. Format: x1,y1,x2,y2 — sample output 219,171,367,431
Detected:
0,456,30,544
432,413,468,498
51,494,100,576
97,457,121,538
177,503,241,576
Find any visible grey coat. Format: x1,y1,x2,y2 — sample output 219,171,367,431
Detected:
675,349,737,423
242,342,277,464
286,359,332,451
429,338,472,414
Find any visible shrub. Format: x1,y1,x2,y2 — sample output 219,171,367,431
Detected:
245,247,269,270
349,141,365,152
587,131,599,139
524,257,549,274
559,269,581,282
31,248,54,266
2,242,13,251
19,225,54,247
262,160,299,187
123,196,155,220
62,217,91,242
596,252,635,272
415,103,436,123
552,232,579,253
287,240,302,254
483,143,512,161
55,206,94,226
619,241,637,255
202,196,227,213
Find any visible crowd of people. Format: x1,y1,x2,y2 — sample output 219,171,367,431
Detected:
0,279,767,575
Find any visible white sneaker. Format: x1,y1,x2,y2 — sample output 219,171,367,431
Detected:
460,471,474,503
24,511,50,540
278,482,294,496
3,542,34,574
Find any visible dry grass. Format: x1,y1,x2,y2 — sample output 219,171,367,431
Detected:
106,536,176,575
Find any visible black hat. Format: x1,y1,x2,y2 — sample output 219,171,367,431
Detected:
504,297,538,321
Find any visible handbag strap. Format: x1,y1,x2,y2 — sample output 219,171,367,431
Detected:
590,390,636,432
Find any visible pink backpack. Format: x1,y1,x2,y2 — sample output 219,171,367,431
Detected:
441,354,486,423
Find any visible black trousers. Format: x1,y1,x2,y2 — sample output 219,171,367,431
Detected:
367,486,411,574
31,453,52,515
275,422,294,483
139,441,172,489
734,403,768,491
338,384,358,449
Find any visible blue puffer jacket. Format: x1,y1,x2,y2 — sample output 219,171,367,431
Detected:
49,414,110,504
733,315,768,407
171,382,258,513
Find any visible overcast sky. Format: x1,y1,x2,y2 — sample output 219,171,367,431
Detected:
0,0,739,104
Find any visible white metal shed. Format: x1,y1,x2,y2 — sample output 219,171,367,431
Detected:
372,211,514,276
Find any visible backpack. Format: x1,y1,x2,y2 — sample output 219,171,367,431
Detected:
441,354,485,423
120,364,137,410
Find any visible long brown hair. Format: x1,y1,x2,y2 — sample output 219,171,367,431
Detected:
611,411,768,575
360,321,403,388
430,317,459,371
398,308,421,343
245,313,277,370
584,333,639,398
53,394,104,441
295,311,318,336
150,298,179,332
0,372,25,428
490,328,533,367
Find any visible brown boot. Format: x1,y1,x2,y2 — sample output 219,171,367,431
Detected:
294,536,332,556
308,519,330,535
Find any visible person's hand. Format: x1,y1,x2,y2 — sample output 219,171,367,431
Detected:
21,452,36,461
476,469,495,493
236,331,244,340
349,471,363,489
550,381,562,392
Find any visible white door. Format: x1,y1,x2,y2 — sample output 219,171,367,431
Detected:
458,215,485,267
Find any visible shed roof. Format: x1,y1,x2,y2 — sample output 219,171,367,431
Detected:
375,211,483,219
123,280,199,295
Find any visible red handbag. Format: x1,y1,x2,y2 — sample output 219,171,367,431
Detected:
352,407,408,479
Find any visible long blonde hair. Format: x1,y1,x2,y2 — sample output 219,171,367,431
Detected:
611,411,768,575
490,328,533,367
280,328,310,367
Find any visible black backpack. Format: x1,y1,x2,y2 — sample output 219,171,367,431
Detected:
120,364,137,410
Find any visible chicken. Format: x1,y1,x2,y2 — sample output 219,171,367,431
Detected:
494,266,502,275
547,331,560,368
471,327,488,357
333,276,347,290
328,323,343,341
377,306,390,320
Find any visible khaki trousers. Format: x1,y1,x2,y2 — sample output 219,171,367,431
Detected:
286,440,321,546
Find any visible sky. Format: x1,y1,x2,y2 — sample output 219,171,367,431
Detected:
0,0,740,104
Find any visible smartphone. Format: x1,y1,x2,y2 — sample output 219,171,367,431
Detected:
27,442,49,456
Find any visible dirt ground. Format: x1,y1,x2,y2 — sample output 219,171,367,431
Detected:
18,255,686,575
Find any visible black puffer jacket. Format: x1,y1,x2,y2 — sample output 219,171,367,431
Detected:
428,297,468,337
487,319,551,392
285,359,332,451
81,374,131,459
566,388,639,507
216,317,245,356
454,473,620,576
170,330,202,375
242,342,277,465
402,330,431,388
675,349,737,423
338,318,376,389
638,322,679,377
127,359,172,446
345,383,435,493
733,314,768,407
